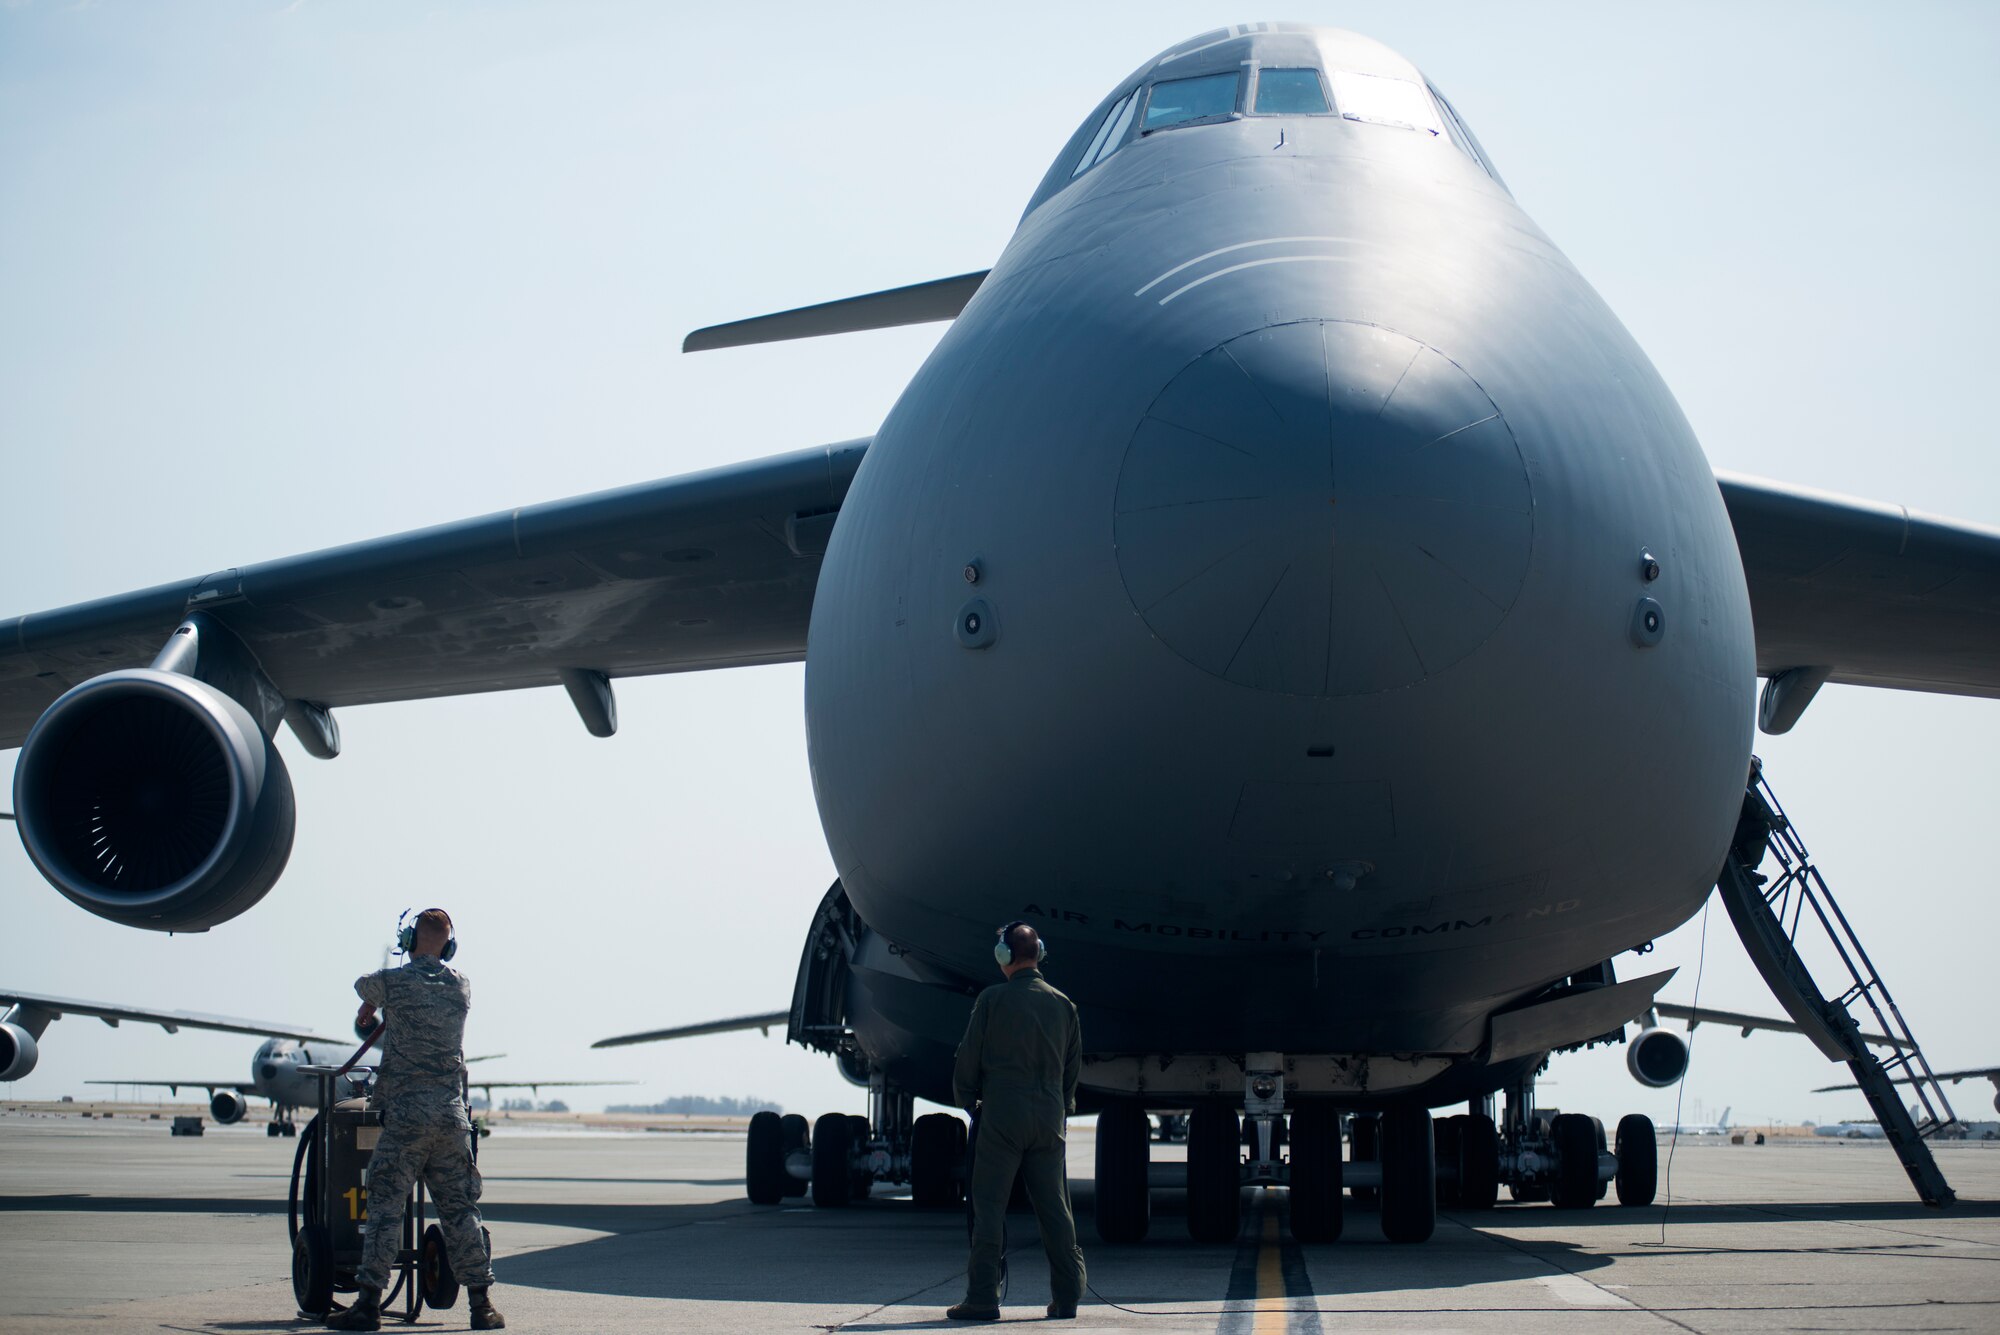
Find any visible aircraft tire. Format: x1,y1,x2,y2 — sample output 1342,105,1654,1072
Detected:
811,1113,855,1208
1348,1113,1380,1203
747,1110,787,1205
1592,1117,1610,1200
1434,1115,1464,1207
1093,1102,1151,1243
847,1114,875,1198
1457,1113,1500,1209
1549,1112,1599,1209
1379,1107,1436,1243
1615,1114,1658,1205
1286,1104,1343,1244
1185,1101,1242,1243
911,1113,961,1207
780,1114,810,1198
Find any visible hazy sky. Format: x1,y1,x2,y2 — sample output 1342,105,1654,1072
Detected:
2,2,1996,1142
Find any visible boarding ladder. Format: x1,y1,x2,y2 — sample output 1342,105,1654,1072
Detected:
1716,758,1957,1206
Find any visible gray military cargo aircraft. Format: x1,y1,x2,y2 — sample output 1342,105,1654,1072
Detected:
0,989,339,1114
4,24,1998,1244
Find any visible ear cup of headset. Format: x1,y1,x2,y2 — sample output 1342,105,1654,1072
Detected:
994,921,1048,967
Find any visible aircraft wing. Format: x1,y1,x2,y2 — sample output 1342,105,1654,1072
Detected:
465,1078,637,1096
0,990,339,1043
0,442,868,748
1716,473,2000,702
593,1010,791,1048
1654,1001,1912,1050
1814,1066,2000,1093
85,1079,254,1094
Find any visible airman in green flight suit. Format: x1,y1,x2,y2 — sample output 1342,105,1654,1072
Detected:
946,922,1087,1322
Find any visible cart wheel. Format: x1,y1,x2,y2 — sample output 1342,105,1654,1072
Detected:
292,1223,333,1315
419,1223,460,1310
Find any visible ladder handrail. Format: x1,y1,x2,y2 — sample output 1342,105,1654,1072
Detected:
1748,768,1957,1136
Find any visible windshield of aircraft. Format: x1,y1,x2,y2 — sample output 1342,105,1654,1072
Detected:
1255,68,1330,115
1329,70,1441,135
1142,72,1240,132
1061,59,1503,190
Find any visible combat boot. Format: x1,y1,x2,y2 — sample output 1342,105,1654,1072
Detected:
469,1286,506,1329
324,1286,381,1331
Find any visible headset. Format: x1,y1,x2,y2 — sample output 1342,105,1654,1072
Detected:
993,920,1047,969
395,907,458,962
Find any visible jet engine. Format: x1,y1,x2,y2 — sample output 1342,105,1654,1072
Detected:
209,1089,248,1124
1626,1024,1690,1087
0,1023,39,1081
11,667,296,932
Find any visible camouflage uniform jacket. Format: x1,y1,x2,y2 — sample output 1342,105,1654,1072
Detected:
354,955,471,1118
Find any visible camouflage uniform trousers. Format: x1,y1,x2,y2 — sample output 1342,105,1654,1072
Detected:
357,1094,494,1292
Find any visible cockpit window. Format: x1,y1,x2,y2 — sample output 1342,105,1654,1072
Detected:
1253,68,1329,116
1072,91,1135,177
1142,72,1239,133
1329,71,1442,136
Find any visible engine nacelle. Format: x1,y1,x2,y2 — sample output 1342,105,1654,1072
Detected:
1626,1024,1690,1087
12,668,296,932
0,1023,39,1081
210,1089,248,1124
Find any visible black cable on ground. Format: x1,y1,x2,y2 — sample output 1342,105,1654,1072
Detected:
1646,897,1711,1248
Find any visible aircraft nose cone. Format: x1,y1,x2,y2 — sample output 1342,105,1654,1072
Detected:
1113,320,1533,696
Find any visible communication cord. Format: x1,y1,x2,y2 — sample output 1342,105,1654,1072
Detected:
1651,896,1710,1247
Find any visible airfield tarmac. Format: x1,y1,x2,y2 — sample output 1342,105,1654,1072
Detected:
2,1110,1997,1333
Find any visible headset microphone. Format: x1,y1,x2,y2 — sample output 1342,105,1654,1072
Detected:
994,920,1048,968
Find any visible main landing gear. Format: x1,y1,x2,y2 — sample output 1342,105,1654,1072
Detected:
1093,1060,1659,1246
745,1070,968,1210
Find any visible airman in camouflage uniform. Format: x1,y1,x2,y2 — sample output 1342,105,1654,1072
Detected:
328,909,504,1331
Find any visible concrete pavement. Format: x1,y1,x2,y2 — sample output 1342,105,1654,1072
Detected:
2,1112,1997,1332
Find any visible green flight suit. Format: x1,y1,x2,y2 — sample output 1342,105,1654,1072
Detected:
953,967,1086,1309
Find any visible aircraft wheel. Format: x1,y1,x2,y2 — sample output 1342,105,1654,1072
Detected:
1286,1104,1343,1244
747,1110,787,1205
1457,1113,1500,1209
846,1115,875,1198
1348,1113,1380,1203
419,1223,460,1311
1615,1114,1658,1206
1094,1101,1151,1243
1592,1117,1610,1200
1379,1107,1436,1243
1185,1101,1242,1243
811,1113,855,1207
779,1113,810,1198
267,1121,282,1138
291,1223,333,1315
1549,1112,1600,1209
1434,1115,1464,1207
911,1113,963,1207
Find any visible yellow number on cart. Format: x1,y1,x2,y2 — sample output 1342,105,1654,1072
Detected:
343,1186,368,1220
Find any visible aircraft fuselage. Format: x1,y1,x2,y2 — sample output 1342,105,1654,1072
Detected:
804,27,1755,1075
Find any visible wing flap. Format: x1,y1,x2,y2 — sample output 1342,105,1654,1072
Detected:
1717,473,2000,700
